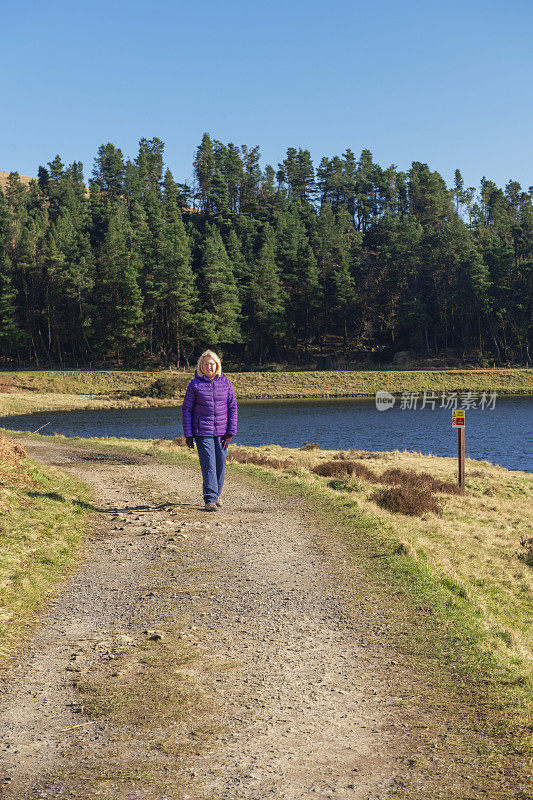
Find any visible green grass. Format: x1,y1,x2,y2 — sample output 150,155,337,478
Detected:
0,442,94,667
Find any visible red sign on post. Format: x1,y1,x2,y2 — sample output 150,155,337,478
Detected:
452,410,465,427
452,410,466,492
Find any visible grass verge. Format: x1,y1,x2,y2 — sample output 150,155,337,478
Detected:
0,436,94,668
222,446,533,798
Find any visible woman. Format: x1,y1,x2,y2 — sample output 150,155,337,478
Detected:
181,350,238,511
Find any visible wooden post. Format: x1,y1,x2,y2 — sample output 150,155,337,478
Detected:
458,426,465,492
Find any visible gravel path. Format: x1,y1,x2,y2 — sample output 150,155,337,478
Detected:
0,438,494,799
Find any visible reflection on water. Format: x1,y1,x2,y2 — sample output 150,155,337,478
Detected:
1,396,531,472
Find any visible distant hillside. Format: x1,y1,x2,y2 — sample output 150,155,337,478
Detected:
0,171,34,192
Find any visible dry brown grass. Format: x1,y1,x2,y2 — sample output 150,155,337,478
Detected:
333,449,389,460
151,437,188,448
228,448,293,470
311,459,378,482
0,436,30,508
519,537,533,567
372,485,443,516
0,435,28,465
0,171,34,191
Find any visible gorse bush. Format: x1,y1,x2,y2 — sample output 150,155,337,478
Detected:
130,375,189,398
147,376,187,398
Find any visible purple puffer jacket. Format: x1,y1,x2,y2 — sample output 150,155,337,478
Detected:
182,371,238,438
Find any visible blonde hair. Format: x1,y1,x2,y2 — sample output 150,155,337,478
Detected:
196,349,222,377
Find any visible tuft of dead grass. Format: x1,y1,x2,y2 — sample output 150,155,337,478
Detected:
372,485,443,516
519,537,533,567
0,436,29,484
312,459,378,482
0,436,31,513
228,449,293,470
334,449,389,460
151,437,189,448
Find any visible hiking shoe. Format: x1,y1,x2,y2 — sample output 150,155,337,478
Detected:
204,502,218,512
216,496,223,507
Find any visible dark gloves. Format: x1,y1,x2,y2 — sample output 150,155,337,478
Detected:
221,435,232,450
185,436,194,449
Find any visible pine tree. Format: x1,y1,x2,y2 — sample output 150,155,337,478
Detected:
0,192,23,358
194,133,216,212
160,211,198,365
240,145,262,215
91,143,125,198
96,202,143,359
250,224,285,362
201,226,241,346
0,258,22,357
278,148,315,203
136,137,165,197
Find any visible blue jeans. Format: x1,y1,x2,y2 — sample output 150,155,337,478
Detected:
195,436,227,504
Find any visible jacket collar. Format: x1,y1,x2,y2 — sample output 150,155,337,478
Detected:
195,370,223,382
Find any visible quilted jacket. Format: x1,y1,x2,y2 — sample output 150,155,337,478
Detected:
181,371,238,438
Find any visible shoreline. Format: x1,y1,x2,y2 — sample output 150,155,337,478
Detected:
1,390,532,421
0,367,531,417
1,390,532,416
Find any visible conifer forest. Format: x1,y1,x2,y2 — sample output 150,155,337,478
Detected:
0,135,531,367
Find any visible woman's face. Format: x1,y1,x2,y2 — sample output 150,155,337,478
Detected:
202,357,217,379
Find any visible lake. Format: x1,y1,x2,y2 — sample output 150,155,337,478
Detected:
1,396,532,472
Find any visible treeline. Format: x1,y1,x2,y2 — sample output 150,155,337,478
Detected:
0,134,531,367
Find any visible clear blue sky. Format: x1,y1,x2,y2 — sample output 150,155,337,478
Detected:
2,0,532,193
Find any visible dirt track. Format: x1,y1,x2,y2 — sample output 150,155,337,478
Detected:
0,438,516,799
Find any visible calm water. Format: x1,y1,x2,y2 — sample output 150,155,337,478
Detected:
1,396,532,472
